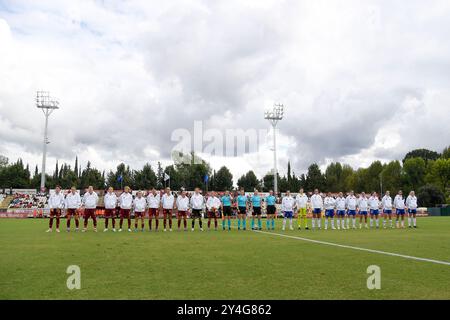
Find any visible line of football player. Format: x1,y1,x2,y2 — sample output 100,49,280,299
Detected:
45,185,419,233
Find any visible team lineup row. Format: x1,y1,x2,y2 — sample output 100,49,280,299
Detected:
45,185,420,233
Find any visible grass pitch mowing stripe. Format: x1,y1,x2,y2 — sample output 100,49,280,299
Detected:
1,218,450,299
253,229,450,266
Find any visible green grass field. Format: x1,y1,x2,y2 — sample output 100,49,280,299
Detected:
1,217,450,300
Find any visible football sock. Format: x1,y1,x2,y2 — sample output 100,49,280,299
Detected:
266,219,270,229
331,219,335,228
258,219,262,229
222,220,225,229
282,219,286,229
67,218,71,228
408,217,412,227
243,219,246,229
317,219,321,229
312,218,316,229
214,219,217,229
352,218,356,228
237,218,241,229
289,218,293,229
227,219,231,229
325,220,328,229
389,219,393,227
75,218,79,228
251,219,255,229
49,217,53,229
271,218,275,229
376,219,379,227
413,218,417,227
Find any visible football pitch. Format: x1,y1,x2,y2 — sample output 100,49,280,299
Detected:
1,217,450,300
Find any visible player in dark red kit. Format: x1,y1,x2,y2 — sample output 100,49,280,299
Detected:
133,191,147,232
64,186,81,232
146,188,160,231
119,186,133,232
81,186,99,232
46,185,65,233
103,186,118,232
176,190,189,231
161,187,175,232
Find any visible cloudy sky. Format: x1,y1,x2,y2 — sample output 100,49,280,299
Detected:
0,0,449,182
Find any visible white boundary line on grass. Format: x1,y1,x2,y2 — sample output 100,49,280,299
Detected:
252,229,450,267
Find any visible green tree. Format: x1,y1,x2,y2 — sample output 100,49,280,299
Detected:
426,158,450,192
74,156,79,178
325,162,343,192
106,163,133,190
402,157,426,191
417,184,445,207
306,164,325,191
156,162,164,189
380,161,402,194
262,172,278,192
341,165,355,191
441,146,450,159
0,159,30,188
0,155,9,167
80,162,105,189
133,163,157,190
237,171,260,191
403,148,440,164
214,166,233,191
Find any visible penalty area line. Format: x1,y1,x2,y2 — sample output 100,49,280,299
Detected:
252,229,450,267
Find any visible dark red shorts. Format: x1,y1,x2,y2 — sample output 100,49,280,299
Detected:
178,210,187,217
50,209,61,217
66,208,78,217
104,209,115,218
84,208,96,219
120,209,131,218
148,208,158,217
163,209,172,217
134,211,145,217
208,210,218,218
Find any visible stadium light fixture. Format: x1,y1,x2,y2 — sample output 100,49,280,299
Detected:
264,103,284,195
36,91,59,192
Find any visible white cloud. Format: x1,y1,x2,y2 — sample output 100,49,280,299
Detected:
0,0,449,184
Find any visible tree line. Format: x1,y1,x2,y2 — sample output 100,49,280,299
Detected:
0,147,448,206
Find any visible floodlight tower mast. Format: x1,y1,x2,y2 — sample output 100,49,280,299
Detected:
36,91,59,192
264,104,284,195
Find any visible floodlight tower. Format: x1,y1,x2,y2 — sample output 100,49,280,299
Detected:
264,104,284,195
36,91,59,192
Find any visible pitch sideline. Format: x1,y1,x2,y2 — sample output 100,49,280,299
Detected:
251,229,450,267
